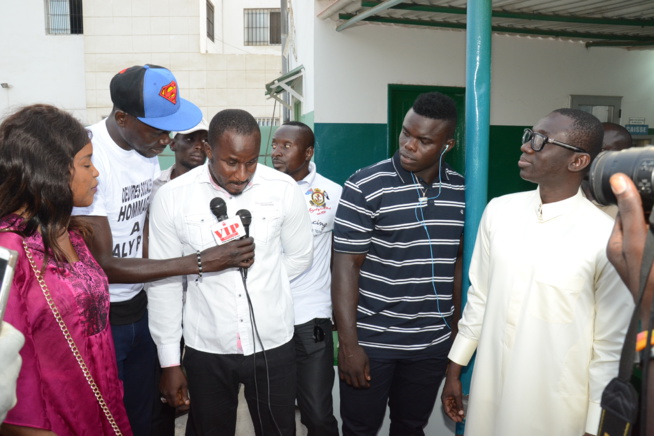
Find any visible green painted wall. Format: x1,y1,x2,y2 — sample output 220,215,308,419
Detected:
157,146,175,170
314,123,389,185
158,126,281,171
313,122,536,202
488,125,536,199
299,111,314,129
158,120,537,202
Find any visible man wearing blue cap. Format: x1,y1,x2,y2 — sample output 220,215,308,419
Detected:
73,65,255,436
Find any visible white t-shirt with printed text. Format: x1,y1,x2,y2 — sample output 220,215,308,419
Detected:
72,119,161,302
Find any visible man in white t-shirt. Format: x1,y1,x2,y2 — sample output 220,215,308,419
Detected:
73,65,253,436
271,122,341,435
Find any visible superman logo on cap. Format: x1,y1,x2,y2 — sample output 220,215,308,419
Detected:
159,81,178,105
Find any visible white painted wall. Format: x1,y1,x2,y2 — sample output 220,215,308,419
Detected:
490,35,654,125
220,0,284,56
286,0,316,114
308,8,654,127
0,0,86,120
83,0,282,124
312,17,466,124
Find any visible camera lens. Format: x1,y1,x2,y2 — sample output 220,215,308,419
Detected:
589,145,654,212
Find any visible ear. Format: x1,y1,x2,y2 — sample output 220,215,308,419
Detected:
568,153,591,173
204,142,213,161
305,146,314,162
443,139,455,153
114,110,128,127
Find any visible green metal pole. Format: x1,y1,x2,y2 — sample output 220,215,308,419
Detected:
457,0,491,434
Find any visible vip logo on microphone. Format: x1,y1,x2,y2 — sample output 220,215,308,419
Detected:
211,216,246,245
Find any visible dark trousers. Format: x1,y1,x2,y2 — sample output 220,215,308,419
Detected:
339,355,449,436
294,318,339,436
184,340,297,436
111,310,158,436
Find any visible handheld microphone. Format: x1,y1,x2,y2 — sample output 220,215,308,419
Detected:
210,197,228,221
209,198,245,245
235,209,252,279
235,210,252,238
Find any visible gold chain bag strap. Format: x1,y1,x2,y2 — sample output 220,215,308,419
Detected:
22,241,123,436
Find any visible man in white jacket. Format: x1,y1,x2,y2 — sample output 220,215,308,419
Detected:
442,108,634,436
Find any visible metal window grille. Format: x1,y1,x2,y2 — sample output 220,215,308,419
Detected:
244,8,281,46
206,1,215,42
269,11,281,44
256,117,280,127
45,0,83,35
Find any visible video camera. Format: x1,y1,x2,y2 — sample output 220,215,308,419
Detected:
589,145,654,214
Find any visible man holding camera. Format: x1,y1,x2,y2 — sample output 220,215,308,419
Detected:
441,108,634,436
607,170,654,435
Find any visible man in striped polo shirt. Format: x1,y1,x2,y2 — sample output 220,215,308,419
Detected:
332,92,465,435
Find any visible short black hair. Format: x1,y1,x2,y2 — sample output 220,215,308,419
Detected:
282,121,315,148
602,122,633,150
412,92,457,125
208,109,260,146
552,108,603,159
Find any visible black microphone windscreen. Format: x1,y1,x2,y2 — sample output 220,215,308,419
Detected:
235,209,252,238
235,209,252,226
210,197,228,221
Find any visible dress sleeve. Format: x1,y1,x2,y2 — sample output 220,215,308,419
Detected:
0,233,50,430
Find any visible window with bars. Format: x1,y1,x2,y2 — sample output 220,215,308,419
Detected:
244,8,281,46
206,1,215,42
44,0,83,35
256,117,280,127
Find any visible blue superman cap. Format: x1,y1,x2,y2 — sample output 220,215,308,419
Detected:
109,64,202,131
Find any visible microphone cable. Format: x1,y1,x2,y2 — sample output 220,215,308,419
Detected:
240,269,283,436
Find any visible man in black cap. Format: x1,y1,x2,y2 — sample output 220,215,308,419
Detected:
73,65,254,436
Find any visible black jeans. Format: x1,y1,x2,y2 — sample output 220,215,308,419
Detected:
294,318,339,436
339,354,449,436
184,340,296,436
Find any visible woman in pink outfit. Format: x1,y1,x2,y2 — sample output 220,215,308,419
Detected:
0,105,132,436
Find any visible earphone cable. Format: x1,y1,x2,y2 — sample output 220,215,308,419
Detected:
410,154,452,330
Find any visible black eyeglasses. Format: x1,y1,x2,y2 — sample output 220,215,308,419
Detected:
522,128,588,154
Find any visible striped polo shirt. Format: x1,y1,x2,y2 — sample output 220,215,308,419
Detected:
333,151,465,359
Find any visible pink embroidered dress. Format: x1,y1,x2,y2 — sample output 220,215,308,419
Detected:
1,216,132,435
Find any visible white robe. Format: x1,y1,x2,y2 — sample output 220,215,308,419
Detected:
449,188,633,436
